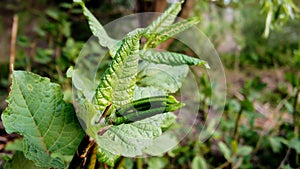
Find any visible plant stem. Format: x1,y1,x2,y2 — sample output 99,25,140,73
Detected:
233,106,243,142
115,157,125,169
87,144,98,169
68,135,94,169
8,15,18,92
136,158,143,169
293,88,299,165
293,88,299,138
215,161,230,169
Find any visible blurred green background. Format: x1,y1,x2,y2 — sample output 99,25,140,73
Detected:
0,0,299,168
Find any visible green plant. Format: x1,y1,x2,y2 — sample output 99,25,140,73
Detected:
2,0,209,168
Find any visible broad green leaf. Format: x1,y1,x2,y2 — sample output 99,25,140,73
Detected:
73,0,119,56
191,155,208,169
146,1,183,34
5,151,46,169
2,71,85,168
145,17,201,48
94,29,144,111
140,50,209,68
137,62,189,93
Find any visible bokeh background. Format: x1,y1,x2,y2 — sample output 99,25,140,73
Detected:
0,0,299,168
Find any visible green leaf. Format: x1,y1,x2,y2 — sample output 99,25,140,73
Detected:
269,137,284,153
289,138,300,153
145,17,201,48
137,62,189,93
96,148,120,167
133,86,166,100
145,1,183,34
237,145,253,156
2,71,85,168
94,29,144,111
147,157,168,169
74,0,119,56
143,131,177,156
285,72,299,87
218,142,231,161
5,138,23,152
140,50,209,68
5,151,46,169
191,155,208,169
97,121,162,157
80,96,176,159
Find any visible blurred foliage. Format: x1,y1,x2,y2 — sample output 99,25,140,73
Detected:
0,0,300,168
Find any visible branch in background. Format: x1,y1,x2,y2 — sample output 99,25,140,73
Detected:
8,15,18,92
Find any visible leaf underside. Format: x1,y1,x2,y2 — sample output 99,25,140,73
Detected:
140,49,209,68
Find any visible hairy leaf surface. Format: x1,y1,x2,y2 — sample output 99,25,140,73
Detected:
94,29,144,112
140,50,209,68
146,1,183,34
96,148,120,167
137,62,189,93
146,17,201,48
2,71,85,168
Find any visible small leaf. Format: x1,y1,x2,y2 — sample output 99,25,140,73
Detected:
147,157,168,169
140,50,209,68
289,138,300,153
269,137,284,153
218,142,231,161
241,99,254,111
191,155,208,169
66,66,74,78
2,71,85,168
74,0,119,56
145,17,201,48
146,1,183,34
237,145,253,156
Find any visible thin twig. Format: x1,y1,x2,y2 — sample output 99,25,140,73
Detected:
278,148,291,169
8,15,18,92
293,88,299,165
215,161,230,169
233,106,243,141
293,89,299,138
